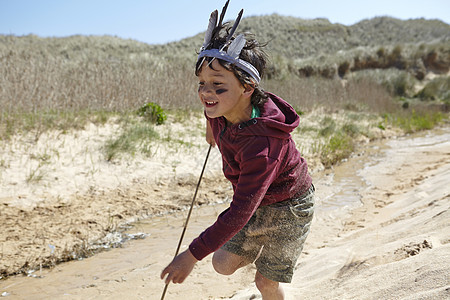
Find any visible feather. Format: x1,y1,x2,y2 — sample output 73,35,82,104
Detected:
227,34,246,59
206,57,216,69
202,10,218,50
226,9,243,42
197,57,206,71
218,0,229,27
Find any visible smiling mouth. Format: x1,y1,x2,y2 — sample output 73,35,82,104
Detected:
205,101,218,107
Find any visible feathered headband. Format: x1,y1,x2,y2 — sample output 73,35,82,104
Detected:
197,1,261,83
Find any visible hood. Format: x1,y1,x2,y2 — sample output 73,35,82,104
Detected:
228,92,300,140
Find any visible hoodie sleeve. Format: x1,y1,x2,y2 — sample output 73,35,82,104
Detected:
189,140,281,260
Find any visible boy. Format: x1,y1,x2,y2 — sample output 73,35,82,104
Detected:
161,2,314,299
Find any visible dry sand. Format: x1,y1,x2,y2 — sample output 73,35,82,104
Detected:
0,118,449,299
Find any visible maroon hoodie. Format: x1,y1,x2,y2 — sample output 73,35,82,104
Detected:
189,92,312,260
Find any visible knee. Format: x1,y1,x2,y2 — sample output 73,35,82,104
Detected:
212,251,238,275
254,272,279,294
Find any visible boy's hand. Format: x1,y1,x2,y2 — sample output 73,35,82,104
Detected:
160,249,198,284
206,120,216,147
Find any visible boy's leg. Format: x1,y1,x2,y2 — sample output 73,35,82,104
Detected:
255,271,284,300
212,248,251,275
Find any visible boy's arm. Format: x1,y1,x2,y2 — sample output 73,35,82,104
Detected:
206,120,216,147
189,154,280,261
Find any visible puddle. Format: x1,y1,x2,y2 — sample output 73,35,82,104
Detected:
1,126,449,299
312,136,392,216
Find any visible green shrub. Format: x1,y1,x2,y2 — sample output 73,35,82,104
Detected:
137,102,167,125
342,123,360,137
391,72,415,96
295,109,305,116
352,69,416,97
376,47,386,58
103,123,159,161
416,76,450,101
320,131,355,167
391,110,444,133
319,117,336,137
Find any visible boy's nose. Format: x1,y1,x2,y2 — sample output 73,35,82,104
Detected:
199,84,214,95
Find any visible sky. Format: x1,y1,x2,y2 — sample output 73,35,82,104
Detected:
1,0,449,45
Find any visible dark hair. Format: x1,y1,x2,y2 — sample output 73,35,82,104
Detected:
195,24,269,106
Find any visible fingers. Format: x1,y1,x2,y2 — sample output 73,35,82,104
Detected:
161,250,197,284
172,273,186,284
161,267,174,284
207,138,216,147
166,272,176,285
160,266,169,284
162,272,184,284
160,265,186,284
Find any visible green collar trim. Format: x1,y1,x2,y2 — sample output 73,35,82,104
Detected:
251,105,260,118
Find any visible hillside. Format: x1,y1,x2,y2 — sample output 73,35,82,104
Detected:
1,15,448,62
0,15,449,119
145,15,450,60
237,15,449,59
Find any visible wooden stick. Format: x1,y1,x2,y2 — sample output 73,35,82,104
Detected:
160,144,212,300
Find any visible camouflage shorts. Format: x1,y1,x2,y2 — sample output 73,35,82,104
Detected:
221,185,315,283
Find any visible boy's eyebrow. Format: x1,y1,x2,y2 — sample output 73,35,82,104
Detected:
200,72,225,79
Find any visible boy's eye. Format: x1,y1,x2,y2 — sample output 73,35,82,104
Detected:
213,82,222,86
198,82,205,86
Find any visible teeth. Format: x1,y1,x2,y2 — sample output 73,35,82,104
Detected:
206,101,216,105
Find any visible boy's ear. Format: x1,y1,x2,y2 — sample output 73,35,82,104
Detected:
243,84,255,97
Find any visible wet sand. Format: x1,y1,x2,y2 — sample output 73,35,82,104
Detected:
1,126,449,299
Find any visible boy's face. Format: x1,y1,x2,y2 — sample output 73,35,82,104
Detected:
197,59,253,124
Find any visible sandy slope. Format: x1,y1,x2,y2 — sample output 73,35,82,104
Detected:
0,123,449,299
